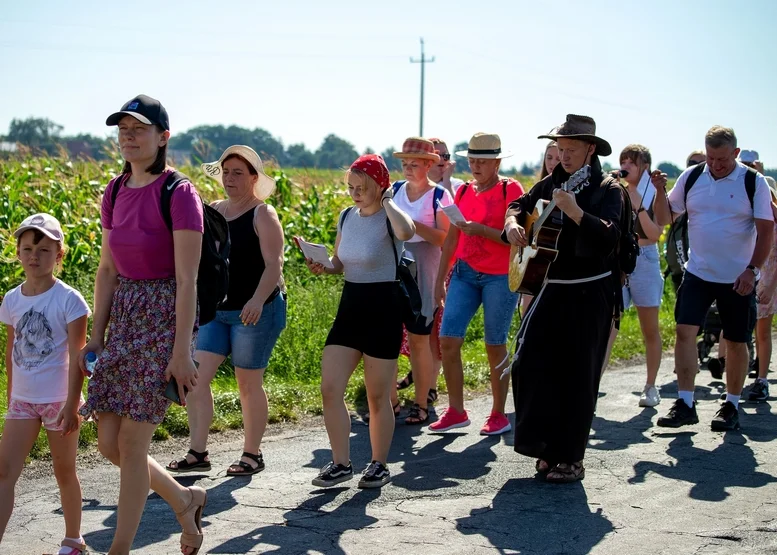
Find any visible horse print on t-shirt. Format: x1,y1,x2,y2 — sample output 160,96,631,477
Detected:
13,307,55,370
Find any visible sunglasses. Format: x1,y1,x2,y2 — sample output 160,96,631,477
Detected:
687,159,705,168
439,153,451,161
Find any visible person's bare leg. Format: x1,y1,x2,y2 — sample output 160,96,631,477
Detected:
485,344,509,413
637,307,662,386
228,367,268,472
320,346,361,466
725,340,749,396
47,428,83,541
0,419,41,541
675,324,701,392
718,331,727,359
756,316,773,379
601,322,618,375
363,355,397,463
408,332,433,411
439,337,465,412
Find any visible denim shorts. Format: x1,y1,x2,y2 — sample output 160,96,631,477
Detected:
623,244,664,308
440,260,519,345
197,294,287,369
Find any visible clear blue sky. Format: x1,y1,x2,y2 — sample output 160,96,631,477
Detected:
2,0,775,169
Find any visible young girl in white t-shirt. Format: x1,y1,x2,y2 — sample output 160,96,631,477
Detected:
0,213,90,555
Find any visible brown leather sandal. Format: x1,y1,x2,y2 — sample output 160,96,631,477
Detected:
176,486,207,554
404,404,429,425
545,462,585,483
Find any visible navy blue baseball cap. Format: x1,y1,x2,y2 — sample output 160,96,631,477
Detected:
106,94,170,130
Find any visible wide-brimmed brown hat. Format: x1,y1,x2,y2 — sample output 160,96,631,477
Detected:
455,132,513,159
538,115,612,157
393,137,440,162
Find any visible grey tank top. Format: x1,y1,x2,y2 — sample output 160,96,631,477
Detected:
337,207,404,283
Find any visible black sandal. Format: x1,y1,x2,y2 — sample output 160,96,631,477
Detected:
226,451,265,476
427,388,438,405
397,371,414,390
535,459,552,475
363,401,401,423
167,449,211,473
546,462,585,483
404,403,429,425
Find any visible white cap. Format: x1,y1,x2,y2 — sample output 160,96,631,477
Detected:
13,213,64,242
739,150,759,163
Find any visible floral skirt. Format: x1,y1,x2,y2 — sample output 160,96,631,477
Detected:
80,277,197,424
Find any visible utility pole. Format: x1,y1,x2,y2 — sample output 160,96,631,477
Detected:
410,38,435,136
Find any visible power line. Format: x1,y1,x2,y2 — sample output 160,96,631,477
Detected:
410,38,435,137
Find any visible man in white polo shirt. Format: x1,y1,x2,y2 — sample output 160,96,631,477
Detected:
651,126,774,431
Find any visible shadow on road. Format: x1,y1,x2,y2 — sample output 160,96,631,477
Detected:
457,478,613,554
589,408,656,452
209,487,380,554
628,431,777,501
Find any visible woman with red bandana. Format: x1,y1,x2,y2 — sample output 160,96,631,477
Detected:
305,154,415,489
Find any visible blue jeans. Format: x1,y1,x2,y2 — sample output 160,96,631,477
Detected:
440,260,519,345
623,244,664,308
196,294,287,369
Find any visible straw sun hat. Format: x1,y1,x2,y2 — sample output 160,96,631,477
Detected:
202,145,276,201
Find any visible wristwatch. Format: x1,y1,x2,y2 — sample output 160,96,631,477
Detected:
636,207,646,215
747,265,761,281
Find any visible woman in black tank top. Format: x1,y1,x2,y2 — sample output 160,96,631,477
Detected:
167,146,287,477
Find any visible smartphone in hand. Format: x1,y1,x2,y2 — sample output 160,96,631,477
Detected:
163,360,198,405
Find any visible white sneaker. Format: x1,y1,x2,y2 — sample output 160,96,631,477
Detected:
639,385,661,407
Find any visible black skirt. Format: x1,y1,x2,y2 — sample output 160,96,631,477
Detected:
325,281,403,360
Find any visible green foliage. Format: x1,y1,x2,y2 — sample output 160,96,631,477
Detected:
658,162,682,178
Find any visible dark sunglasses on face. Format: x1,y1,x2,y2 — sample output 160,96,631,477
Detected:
687,159,704,167
439,153,451,161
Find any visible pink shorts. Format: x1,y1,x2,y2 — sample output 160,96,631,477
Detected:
5,398,84,432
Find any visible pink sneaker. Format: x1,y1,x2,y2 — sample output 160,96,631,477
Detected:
429,407,470,431
480,411,511,436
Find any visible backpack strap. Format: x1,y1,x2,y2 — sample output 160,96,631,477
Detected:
502,179,508,200
385,217,400,270
109,173,131,208
338,206,354,231
392,180,406,196
744,167,757,210
159,171,190,232
682,162,706,207
432,185,446,222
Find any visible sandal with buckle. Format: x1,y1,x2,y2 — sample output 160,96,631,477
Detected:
167,449,211,473
397,371,414,390
226,451,265,476
176,486,207,555
404,403,429,425
546,462,585,483
363,401,401,423
427,388,438,405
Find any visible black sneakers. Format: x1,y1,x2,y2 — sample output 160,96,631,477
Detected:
711,401,740,431
747,380,770,402
358,461,391,489
657,399,699,428
312,462,354,488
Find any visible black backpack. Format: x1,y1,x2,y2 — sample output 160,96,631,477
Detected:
111,171,231,326
664,162,757,278
592,177,639,278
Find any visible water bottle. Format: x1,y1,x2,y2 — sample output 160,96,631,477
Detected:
84,352,98,378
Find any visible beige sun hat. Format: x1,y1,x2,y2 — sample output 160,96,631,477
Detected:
202,145,276,201
393,137,441,162
455,132,513,159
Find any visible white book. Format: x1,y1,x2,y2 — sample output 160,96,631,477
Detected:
294,237,334,269
437,201,467,226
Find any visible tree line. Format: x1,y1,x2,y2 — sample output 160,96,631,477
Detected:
3,117,776,181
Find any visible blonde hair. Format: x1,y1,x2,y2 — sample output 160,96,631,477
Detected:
344,169,380,190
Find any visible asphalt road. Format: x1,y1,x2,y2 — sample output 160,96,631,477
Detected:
4,348,777,555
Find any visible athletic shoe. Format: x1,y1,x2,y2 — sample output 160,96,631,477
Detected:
639,385,661,407
312,461,353,488
656,399,699,428
358,461,391,489
428,407,470,432
480,411,512,435
747,380,770,402
749,357,760,379
711,401,740,431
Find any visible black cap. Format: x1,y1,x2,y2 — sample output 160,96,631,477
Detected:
105,94,170,130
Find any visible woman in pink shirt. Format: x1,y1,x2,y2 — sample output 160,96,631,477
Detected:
79,95,207,555
431,133,524,435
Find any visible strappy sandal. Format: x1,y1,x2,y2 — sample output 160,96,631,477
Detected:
404,403,429,425
397,371,414,390
226,451,265,476
45,538,88,554
546,462,585,483
427,388,438,405
363,401,401,423
535,459,553,475
167,449,211,473
176,486,207,555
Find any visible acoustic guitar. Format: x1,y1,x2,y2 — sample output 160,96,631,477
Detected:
508,165,592,295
